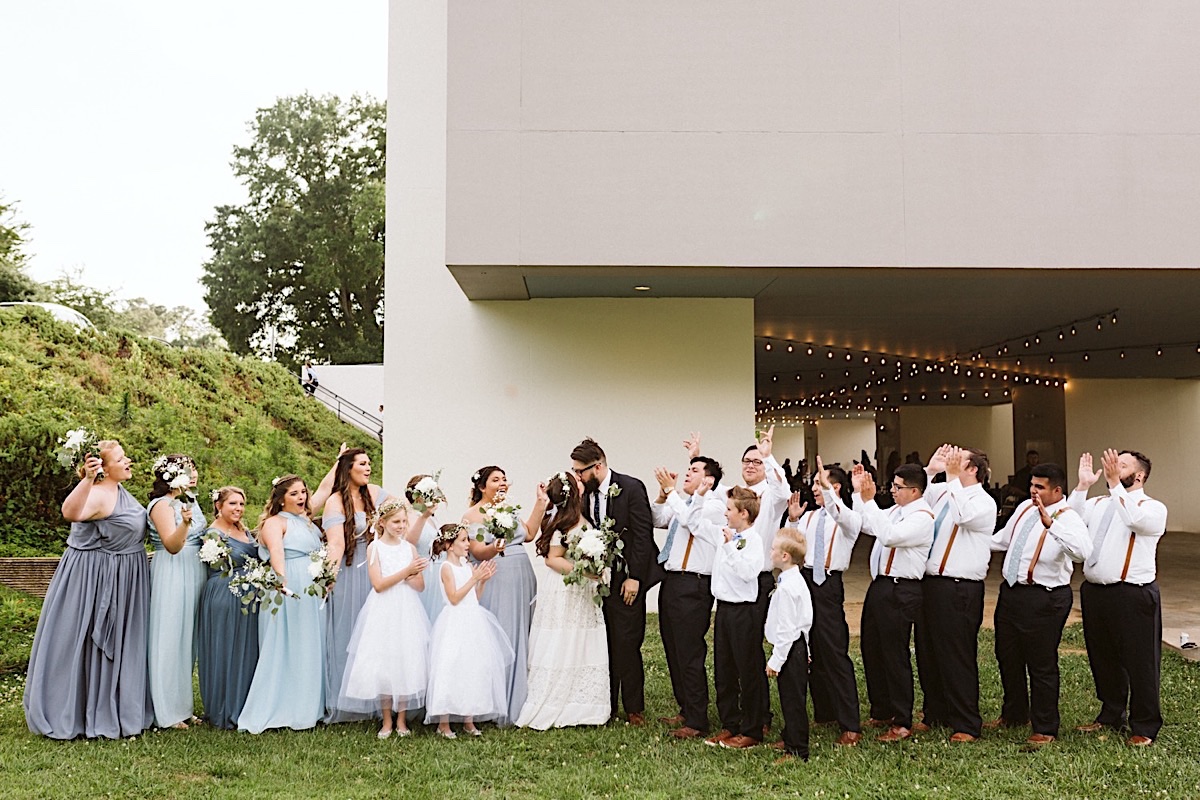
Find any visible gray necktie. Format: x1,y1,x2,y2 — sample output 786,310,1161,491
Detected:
1004,511,1040,586
813,510,828,586
658,494,693,565
928,500,950,558
1084,499,1118,569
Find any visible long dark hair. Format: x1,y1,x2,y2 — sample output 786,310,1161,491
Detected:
536,473,583,558
469,466,504,505
257,475,310,531
331,448,375,566
149,453,194,502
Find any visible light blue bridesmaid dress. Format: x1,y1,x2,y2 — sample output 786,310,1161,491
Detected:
415,513,446,623
238,512,326,733
322,486,388,723
146,494,207,728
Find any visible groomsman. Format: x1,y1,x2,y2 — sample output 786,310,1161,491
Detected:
652,451,726,739
988,463,1090,745
1069,449,1167,746
914,445,997,743
570,438,662,727
786,457,862,746
834,463,935,742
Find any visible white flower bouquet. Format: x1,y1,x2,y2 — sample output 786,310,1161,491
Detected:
198,530,234,575
55,427,103,481
154,456,197,506
410,470,447,514
563,516,625,607
475,492,524,556
305,546,338,600
227,557,292,615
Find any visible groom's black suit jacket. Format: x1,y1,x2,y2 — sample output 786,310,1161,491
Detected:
606,470,664,590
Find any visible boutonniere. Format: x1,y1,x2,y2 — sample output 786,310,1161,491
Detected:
607,484,622,499
735,536,747,550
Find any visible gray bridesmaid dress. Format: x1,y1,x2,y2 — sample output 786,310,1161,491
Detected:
23,485,154,739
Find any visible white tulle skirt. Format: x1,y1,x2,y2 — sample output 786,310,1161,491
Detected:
424,602,514,723
337,581,431,713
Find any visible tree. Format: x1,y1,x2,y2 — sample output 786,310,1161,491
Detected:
0,195,38,302
202,94,386,364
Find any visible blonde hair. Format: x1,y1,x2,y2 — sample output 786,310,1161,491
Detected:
212,486,247,532
775,527,807,564
76,439,121,480
372,499,410,537
727,485,761,524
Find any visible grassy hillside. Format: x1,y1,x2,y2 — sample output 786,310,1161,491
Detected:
0,306,381,555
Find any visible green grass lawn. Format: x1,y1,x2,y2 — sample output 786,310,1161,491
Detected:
0,586,1197,799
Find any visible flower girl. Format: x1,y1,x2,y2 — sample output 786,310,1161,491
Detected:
336,500,431,738
425,524,514,738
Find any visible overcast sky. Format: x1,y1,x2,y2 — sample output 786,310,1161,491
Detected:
0,1,386,314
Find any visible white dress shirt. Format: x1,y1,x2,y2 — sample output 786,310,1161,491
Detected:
652,489,725,574
922,479,998,580
1068,484,1167,585
847,494,935,580
797,492,861,573
766,566,813,672
745,454,792,569
683,500,763,602
991,497,1091,587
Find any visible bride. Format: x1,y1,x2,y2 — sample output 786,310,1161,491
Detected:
515,471,610,729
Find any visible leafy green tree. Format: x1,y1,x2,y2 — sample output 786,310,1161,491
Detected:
202,94,386,364
37,267,118,328
0,196,38,302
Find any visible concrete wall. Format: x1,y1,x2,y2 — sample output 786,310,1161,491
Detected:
771,419,876,475
901,405,1015,486
448,0,1200,269
1066,379,1200,532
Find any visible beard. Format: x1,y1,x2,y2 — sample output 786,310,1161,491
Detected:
583,475,601,494
1120,474,1136,489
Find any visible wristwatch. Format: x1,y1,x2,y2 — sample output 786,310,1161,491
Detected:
663,486,675,496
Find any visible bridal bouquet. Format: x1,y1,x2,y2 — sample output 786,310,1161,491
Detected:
154,456,196,506
305,546,338,601
475,492,524,556
55,427,103,480
563,516,625,607
198,530,234,575
410,470,446,514
227,557,292,615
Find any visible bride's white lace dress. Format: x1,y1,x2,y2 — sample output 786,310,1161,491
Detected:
515,527,610,729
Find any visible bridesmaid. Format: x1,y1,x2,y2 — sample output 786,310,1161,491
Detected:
405,473,446,623
238,475,326,733
146,454,207,729
463,466,548,725
320,448,389,723
196,486,259,730
24,440,154,739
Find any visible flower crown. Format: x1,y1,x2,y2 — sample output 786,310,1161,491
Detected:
549,471,571,508
370,498,409,529
271,476,284,487
439,523,465,542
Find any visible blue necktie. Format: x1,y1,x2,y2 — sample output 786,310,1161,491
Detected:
658,495,692,564
812,510,828,586
1004,511,1040,586
1084,498,1118,569
928,500,950,558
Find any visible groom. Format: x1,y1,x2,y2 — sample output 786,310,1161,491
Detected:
571,437,662,726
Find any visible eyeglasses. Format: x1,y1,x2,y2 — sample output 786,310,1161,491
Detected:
572,463,599,477
890,482,916,493
741,459,763,466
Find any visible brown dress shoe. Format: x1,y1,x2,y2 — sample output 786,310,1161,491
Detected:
671,726,704,740
658,714,685,726
770,739,787,751
1126,735,1154,747
719,734,761,749
866,717,894,728
877,726,912,743
1025,733,1056,745
703,729,733,746
1075,721,1105,733
913,721,932,733
626,713,646,727
835,731,862,746
949,732,977,743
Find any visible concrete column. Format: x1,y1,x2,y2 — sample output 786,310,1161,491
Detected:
1011,385,1067,471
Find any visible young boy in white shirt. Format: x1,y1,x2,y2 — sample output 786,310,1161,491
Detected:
766,527,814,761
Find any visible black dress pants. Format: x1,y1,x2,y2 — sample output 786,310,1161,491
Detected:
801,567,861,733
1080,580,1163,739
860,576,922,729
602,575,648,716
915,575,984,737
714,599,766,739
658,571,713,732
776,636,810,759
993,582,1072,737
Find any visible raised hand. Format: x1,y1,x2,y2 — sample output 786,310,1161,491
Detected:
850,463,867,494
860,471,877,503
683,432,701,460
1101,448,1121,488
757,424,775,458
787,492,807,522
1077,453,1101,491
654,466,678,493
82,455,103,482
927,443,952,474
944,446,963,479
814,455,831,490
535,481,549,505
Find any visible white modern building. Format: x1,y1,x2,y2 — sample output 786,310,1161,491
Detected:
386,1,1200,533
